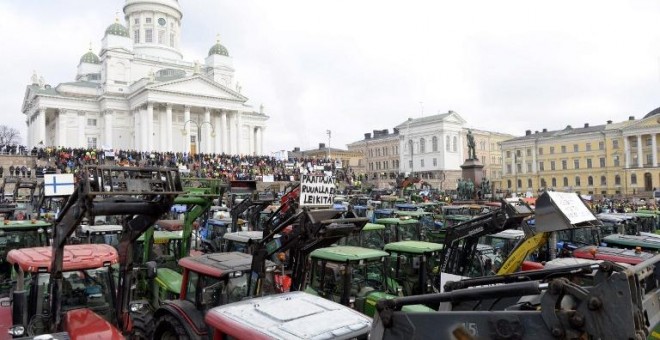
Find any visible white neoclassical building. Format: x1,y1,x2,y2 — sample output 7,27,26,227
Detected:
22,0,268,154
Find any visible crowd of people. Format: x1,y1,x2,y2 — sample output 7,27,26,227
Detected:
12,146,356,184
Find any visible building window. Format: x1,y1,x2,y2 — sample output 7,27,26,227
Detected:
516,150,522,158
432,136,438,152
586,143,591,151
573,144,578,152
433,158,437,166
561,160,567,170
517,179,522,188
631,173,637,185
420,159,424,168
587,159,592,168
588,176,593,186
87,118,97,127
506,151,511,158
526,163,532,173
539,161,544,171
573,159,579,169
551,178,557,187
170,33,175,47
599,141,604,150
452,136,457,152
146,17,152,23
419,138,425,153
575,176,581,187
541,178,547,187
526,148,531,157
647,154,653,166
134,30,140,43
527,179,532,188
550,161,556,171
158,30,165,44
516,164,522,173
615,175,621,185
613,155,620,167
446,136,450,151
550,146,555,154
647,137,653,146
506,164,512,174
145,29,153,43
408,140,413,155
134,18,140,24
507,180,511,189
599,157,605,168
600,176,607,186
409,160,412,169
87,137,97,149
563,177,568,187
612,140,619,149
538,147,543,155
561,145,567,153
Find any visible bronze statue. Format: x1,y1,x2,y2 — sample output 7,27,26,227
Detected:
467,129,476,160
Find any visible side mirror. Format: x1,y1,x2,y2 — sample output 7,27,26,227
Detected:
146,261,157,280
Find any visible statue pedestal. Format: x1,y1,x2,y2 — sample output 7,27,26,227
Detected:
460,158,485,185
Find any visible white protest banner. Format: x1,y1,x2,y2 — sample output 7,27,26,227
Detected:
547,191,596,225
299,175,336,207
262,175,274,183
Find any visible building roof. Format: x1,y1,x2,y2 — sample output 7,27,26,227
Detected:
644,106,660,119
503,123,607,143
394,112,452,129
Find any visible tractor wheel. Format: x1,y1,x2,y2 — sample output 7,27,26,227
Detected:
153,314,190,340
130,309,154,340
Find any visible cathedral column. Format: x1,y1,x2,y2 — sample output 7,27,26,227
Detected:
236,112,242,154
214,110,222,154
147,102,154,151
228,112,235,154
652,133,658,167
203,107,211,153
133,109,140,150
255,126,262,155
165,104,173,151
104,110,113,148
624,136,630,168
37,108,47,146
78,111,86,148
158,106,166,152
139,106,147,151
248,125,254,155
636,134,643,168
221,111,228,154
57,111,67,147
184,105,191,153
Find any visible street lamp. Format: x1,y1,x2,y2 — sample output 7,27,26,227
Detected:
182,120,215,153
326,130,331,160
407,118,413,176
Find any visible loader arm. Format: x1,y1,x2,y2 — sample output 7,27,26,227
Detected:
497,232,550,275
49,166,182,333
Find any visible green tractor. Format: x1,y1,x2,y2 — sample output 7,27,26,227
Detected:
0,220,52,297
374,217,425,243
337,222,387,249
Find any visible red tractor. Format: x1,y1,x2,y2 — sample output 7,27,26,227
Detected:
3,244,122,339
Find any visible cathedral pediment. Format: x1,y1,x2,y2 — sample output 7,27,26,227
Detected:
146,75,248,102
623,115,660,131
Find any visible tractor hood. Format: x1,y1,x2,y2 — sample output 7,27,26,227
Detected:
63,308,123,340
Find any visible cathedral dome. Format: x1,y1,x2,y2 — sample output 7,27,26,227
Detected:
105,22,129,37
208,40,229,57
644,106,660,119
80,50,100,64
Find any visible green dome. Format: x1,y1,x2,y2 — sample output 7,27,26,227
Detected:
80,50,100,64
208,42,229,57
105,22,129,37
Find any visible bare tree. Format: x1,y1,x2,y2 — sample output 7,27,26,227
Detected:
0,126,21,145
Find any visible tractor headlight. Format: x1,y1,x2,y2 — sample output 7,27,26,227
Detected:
8,325,25,336
130,302,146,312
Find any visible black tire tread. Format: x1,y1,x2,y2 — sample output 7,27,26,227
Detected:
153,313,191,340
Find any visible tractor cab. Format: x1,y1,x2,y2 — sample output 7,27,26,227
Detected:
5,244,120,338
306,246,394,317
0,220,51,297
220,231,264,253
200,218,244,253
338,222,386,249
395,210,436,233
152,252,276,339
204,291,372,340
383,241,443,296
374,217,424,243
74,224,122,247
479,229,525,263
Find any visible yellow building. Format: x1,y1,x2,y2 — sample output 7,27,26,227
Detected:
500,112,660,198
346,129,400,189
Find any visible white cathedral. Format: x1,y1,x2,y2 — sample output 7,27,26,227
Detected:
22,0,268,155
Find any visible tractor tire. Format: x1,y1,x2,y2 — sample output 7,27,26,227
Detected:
153,314,191,340
130,309,154,340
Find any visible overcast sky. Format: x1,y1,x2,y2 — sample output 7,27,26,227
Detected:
2,0,660,154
